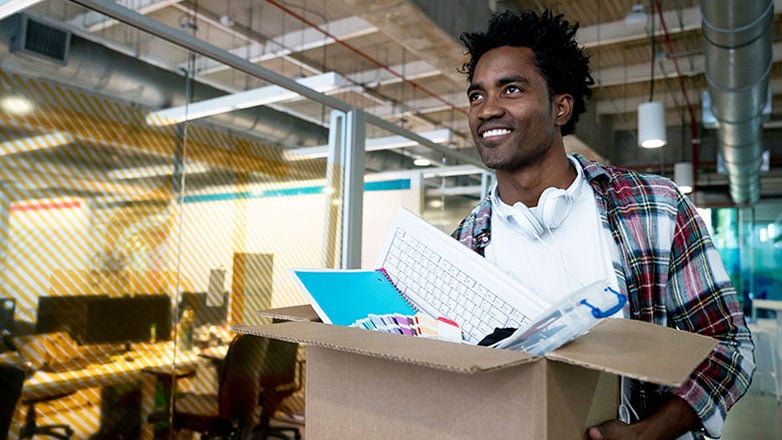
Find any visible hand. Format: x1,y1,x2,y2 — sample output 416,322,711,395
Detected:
587,420,636,440
586,396,700,440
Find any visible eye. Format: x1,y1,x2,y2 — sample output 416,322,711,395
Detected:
505,85,522,94
467,91,484,103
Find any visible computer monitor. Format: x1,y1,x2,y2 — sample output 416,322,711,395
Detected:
136,294,173,342
178,291,228,326
0,297,15,332
35,295,108,343
84,295,172,345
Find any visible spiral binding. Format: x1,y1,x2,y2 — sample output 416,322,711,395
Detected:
376,267,420,313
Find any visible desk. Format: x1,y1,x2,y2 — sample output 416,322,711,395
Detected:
754,299,782,313
4,343,203,440
754,299,782,343
199,344,229,362
752,299,782,400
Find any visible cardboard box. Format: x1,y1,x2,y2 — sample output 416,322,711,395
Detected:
234,305,716,440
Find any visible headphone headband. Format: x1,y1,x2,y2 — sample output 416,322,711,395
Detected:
492,158,584,238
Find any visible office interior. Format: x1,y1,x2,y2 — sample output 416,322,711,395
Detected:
0,0,780,438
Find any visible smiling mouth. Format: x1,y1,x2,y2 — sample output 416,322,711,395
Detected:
481,128,511,139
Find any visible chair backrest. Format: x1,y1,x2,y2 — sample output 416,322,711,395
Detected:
217,334,268,422
259,338,299,389
0,363,26,438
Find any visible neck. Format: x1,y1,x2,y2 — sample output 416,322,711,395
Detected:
495,151,575,207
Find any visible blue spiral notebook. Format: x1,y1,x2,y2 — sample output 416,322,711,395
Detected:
290,268,416,326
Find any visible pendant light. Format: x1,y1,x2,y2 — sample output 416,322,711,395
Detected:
637,1,667,149
638,101,667,148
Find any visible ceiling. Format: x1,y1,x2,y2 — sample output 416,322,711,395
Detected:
2,0,782,204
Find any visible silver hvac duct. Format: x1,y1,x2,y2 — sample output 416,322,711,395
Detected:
0,14,328,148
702,0,773,205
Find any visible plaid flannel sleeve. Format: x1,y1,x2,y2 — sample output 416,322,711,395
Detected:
666,193,755,438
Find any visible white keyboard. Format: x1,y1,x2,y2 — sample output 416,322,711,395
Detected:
377,209,550,344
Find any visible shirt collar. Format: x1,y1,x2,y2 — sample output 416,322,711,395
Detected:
490,154,586,222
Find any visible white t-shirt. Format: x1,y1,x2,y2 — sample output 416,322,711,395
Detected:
485,155,620,307
485,156,656,427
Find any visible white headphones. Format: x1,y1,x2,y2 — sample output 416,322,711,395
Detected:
506,186,575,237
493,161,583,238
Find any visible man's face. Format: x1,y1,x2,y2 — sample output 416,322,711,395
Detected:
467,46,560,171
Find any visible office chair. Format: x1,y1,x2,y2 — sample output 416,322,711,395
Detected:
11,333,75,439
252,338,302,440
19,393,75,439
147,334,267,439
0,363,26,439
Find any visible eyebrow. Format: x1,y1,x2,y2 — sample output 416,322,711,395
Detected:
467,75,532,94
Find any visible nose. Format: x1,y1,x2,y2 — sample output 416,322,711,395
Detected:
476,94,504,120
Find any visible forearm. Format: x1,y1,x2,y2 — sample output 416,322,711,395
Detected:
588,395,701,440
631,396,701,440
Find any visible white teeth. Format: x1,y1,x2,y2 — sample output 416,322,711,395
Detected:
481,128,511,138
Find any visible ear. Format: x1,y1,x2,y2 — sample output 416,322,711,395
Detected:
553,94,574,126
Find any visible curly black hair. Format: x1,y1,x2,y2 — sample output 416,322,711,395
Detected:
460,9,594,136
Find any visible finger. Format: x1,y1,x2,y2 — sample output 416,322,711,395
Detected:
587,426,604,440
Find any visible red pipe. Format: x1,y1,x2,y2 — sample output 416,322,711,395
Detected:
653,0,700,191
264,0,468,117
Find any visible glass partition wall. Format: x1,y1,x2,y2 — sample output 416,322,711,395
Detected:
705,203,782,317
0,1,483,438
0,2,329,438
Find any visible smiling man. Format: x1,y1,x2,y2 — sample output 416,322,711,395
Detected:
451,9,754,440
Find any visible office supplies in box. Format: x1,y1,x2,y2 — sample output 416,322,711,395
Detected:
291,208,626,353
290,209,549,344
234,306,717,440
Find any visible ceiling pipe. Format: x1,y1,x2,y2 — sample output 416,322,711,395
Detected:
652,0,700,193
69,0,487,169
0,14,328,148
702,0,773,205
263,0,467,118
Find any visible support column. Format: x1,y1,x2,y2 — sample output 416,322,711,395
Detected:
324,109,366,270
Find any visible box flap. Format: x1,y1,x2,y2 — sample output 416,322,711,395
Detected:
233,321,536,374
255,304,321,322
546,319,717,386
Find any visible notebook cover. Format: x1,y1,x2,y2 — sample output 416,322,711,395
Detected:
290,269,416,326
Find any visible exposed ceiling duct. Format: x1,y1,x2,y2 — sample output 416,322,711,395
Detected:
702,0,773,205
0,13,328,148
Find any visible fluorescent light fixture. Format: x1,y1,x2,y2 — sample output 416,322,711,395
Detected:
0,0,44,21
638,101,667,148
285,128,451,161
146,72,345,126
413,158,432,167
109,163,210,179
624,4,648,25
0,94,35,115
422,164,487,178
0,130,73,155
674,162,693,194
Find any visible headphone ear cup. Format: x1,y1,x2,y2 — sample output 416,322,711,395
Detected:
538,187,573,230
511,204,545,238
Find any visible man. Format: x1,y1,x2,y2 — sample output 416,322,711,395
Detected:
452,9,754,440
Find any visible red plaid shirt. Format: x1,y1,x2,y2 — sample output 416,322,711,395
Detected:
451,154,754,438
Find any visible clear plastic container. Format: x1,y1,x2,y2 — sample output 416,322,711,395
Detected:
492,280,626,355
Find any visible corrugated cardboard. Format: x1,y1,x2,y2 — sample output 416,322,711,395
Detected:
257,304,321,322
233,306,717,439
